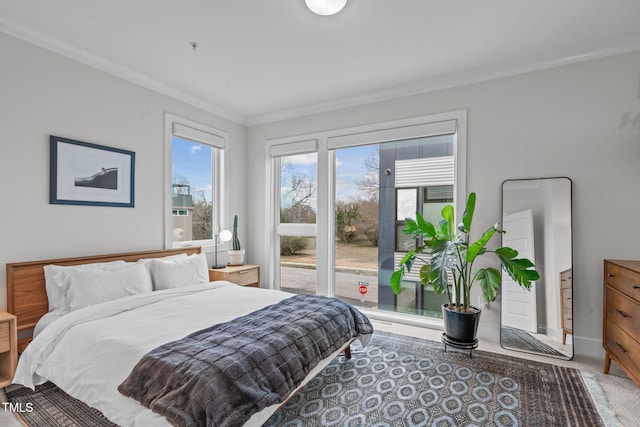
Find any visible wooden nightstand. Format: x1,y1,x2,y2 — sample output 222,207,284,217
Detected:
209,265,260,288
0,312,17,388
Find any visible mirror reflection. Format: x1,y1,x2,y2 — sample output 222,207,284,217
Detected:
500,177,573,360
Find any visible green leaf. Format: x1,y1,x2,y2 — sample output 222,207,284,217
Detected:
438,205,455,240
399,251,415,272
419,264,432,285
465,224,497,263
496,247,540,289
390,269,404,295
403,218,419,234
460,192,476,233
476,267,501,302
429,238,462,294
404,212,438,239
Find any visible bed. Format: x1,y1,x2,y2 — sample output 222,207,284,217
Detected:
6,248,373,427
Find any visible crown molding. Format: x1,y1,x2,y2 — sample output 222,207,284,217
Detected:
0,16,248,125
3,14,640,128
245,36,640,126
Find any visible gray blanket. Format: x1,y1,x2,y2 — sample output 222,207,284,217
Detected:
118,294,373,427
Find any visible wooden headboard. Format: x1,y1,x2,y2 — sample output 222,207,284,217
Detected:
6,247,201,349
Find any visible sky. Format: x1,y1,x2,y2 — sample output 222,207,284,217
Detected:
280,145,378,209
172,137,378,207
172,137,213,202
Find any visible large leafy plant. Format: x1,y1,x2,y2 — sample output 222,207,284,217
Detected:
390,193,539,312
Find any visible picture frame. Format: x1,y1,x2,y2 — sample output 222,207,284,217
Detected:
50,135,135,207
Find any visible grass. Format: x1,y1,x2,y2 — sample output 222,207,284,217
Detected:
281,238,377,270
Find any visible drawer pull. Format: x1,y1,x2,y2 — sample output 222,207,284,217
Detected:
616,342,628,353
608,274,615,277
238,271,249,274
634,285,640,289
616,309,630,318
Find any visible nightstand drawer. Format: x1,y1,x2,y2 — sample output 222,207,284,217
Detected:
209,265,260,287
0,311,17,388
227,268,259,286
0,323,9,353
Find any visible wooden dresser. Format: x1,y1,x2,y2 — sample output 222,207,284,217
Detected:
603,259,640,386
560,268,573,345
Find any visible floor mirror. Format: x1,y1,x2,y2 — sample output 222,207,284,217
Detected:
500,177,573,360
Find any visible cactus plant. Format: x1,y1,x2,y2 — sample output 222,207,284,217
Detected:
232,215,241,251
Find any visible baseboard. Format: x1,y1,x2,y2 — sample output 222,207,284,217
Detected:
575,335,604,358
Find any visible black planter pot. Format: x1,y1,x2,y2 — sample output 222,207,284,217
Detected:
442,303,481,345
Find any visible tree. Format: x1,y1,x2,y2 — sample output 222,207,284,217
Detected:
281,162,316,210
192,189,212,240
356,146,379,201
280,161,317,224
281,204,316,224
336,201,360,243
355,198,379,246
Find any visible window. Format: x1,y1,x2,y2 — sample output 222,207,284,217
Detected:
267,111,466,326
268,140,318,294
164,114,227,249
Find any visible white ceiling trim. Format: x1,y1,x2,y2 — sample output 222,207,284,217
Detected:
3,15,640,127
0,15,247,125
246,34,640,126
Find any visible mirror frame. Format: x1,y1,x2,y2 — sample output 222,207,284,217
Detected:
500,177,573,360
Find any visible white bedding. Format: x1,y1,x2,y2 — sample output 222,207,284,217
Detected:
14,281,344,427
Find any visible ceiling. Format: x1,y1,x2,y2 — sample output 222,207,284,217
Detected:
2,0,640,125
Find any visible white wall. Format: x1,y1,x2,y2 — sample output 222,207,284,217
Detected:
0,33,247,310
3,28,640,358
246,50,640,357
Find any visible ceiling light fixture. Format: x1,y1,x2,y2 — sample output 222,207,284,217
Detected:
305,0,348,16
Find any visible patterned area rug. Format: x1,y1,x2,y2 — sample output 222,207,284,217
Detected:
264,331,606,426
501,325,568,358
7,381,118,427
8,331,608,427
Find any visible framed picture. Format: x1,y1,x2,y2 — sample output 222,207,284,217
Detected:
50,135,135,207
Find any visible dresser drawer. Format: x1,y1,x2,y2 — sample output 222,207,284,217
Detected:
227,268,259,287
606,287,640,338
605,319,640,382
561,287,572,307
606,262,640,302
562,310,572,331
0,322,9,353
560,269,572,289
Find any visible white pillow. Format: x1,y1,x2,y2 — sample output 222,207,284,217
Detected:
135,252,188,267
148,253,209,290
44,261,127,312
62,263,153,312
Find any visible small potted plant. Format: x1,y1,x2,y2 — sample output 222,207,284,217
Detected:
391,192,539,345
227,215,245,265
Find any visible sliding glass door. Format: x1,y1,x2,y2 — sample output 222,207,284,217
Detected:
267,111,466,324
333,135,455,319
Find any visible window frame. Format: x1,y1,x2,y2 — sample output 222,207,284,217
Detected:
266,110,466,327
164,113,228,251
